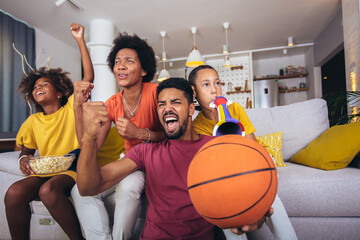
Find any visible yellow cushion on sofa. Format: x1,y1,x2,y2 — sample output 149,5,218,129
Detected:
290,121,360,170
256,131,286,167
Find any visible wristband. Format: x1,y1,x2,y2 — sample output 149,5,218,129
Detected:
142,128,151,143
18,155,28,166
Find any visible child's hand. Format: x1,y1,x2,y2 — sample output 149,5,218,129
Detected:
19,155,36,175
228,207,273,235
74,81,94,107
70,23,84,40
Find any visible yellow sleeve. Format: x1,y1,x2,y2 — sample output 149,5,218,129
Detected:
16,116,37,150
96,126,126,167
228,102,256,135
67,94,74,109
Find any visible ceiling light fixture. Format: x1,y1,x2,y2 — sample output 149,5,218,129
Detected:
158,66,171,82
160,31,167,61
288,37,294,47
223,22,230,54
55,0,82,10
185,27,205,68
158,31,170,82
224,56,232,68
55,0,66,6
223,22,232,68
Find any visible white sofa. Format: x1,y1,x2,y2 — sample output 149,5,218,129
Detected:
245,98,360,240
1,98,359,240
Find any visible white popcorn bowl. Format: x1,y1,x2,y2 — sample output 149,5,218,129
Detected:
28,154,75,175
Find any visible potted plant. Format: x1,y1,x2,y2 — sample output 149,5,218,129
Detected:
323,91,360,126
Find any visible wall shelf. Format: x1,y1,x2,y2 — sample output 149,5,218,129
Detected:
226,90,251,94
279,87,309,93
230,65,243,70
254,73,308,80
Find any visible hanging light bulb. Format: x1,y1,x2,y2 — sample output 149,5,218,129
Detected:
158,31,170,82
288,37,294,46
186,27,205,67
224,56,232,68
223,22,232,68
222,45,228,54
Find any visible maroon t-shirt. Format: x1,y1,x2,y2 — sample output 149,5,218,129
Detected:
126,135,215,240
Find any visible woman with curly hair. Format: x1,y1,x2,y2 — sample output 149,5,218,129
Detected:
71,32,164,240
4,23,93,240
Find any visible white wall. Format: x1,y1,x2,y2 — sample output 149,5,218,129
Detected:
313,8,344,67
35,28,81,82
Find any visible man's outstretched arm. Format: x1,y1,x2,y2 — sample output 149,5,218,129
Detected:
76,101,138,196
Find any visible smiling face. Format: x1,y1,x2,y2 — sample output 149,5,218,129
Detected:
192,68,223,112
157,88,194,140
113,48,146,88
32,77,61,106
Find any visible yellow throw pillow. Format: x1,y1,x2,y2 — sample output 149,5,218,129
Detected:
290,121,360,170
256,131,286,167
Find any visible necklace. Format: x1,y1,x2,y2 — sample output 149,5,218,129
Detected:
122,92,142,117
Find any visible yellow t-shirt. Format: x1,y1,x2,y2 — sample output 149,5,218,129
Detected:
16,95,126,179
96,126,126,167
16,94,79,156
193,102,256,136
16,94,79,180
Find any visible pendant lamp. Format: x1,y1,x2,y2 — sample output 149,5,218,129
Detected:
288,37,294,46
158,31,170,82
224,56,232,68
186,27,205,67
223,22,232,68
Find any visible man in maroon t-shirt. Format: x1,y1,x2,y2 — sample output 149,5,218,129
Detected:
76,78,271,239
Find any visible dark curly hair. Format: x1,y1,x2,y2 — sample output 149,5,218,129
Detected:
107,32,156,82
18,67,74,112
157,78,194,104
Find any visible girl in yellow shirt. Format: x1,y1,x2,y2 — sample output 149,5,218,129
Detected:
4,23,93,240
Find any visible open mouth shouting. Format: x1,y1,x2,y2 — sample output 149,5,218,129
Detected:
163,112,179,133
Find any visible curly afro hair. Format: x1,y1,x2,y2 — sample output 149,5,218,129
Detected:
18,67,74,112
107,32,156,82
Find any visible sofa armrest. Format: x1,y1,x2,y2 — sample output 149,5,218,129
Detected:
0,151,25,176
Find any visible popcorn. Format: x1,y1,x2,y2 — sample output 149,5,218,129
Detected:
29,154,75,175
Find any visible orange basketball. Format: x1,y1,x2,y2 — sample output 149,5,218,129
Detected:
187,135,278,228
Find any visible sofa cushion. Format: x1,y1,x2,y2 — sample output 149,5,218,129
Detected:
245,98,329,161
290,121,360,170
277,162,360,217
0,151,24,176
256,131,286,167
